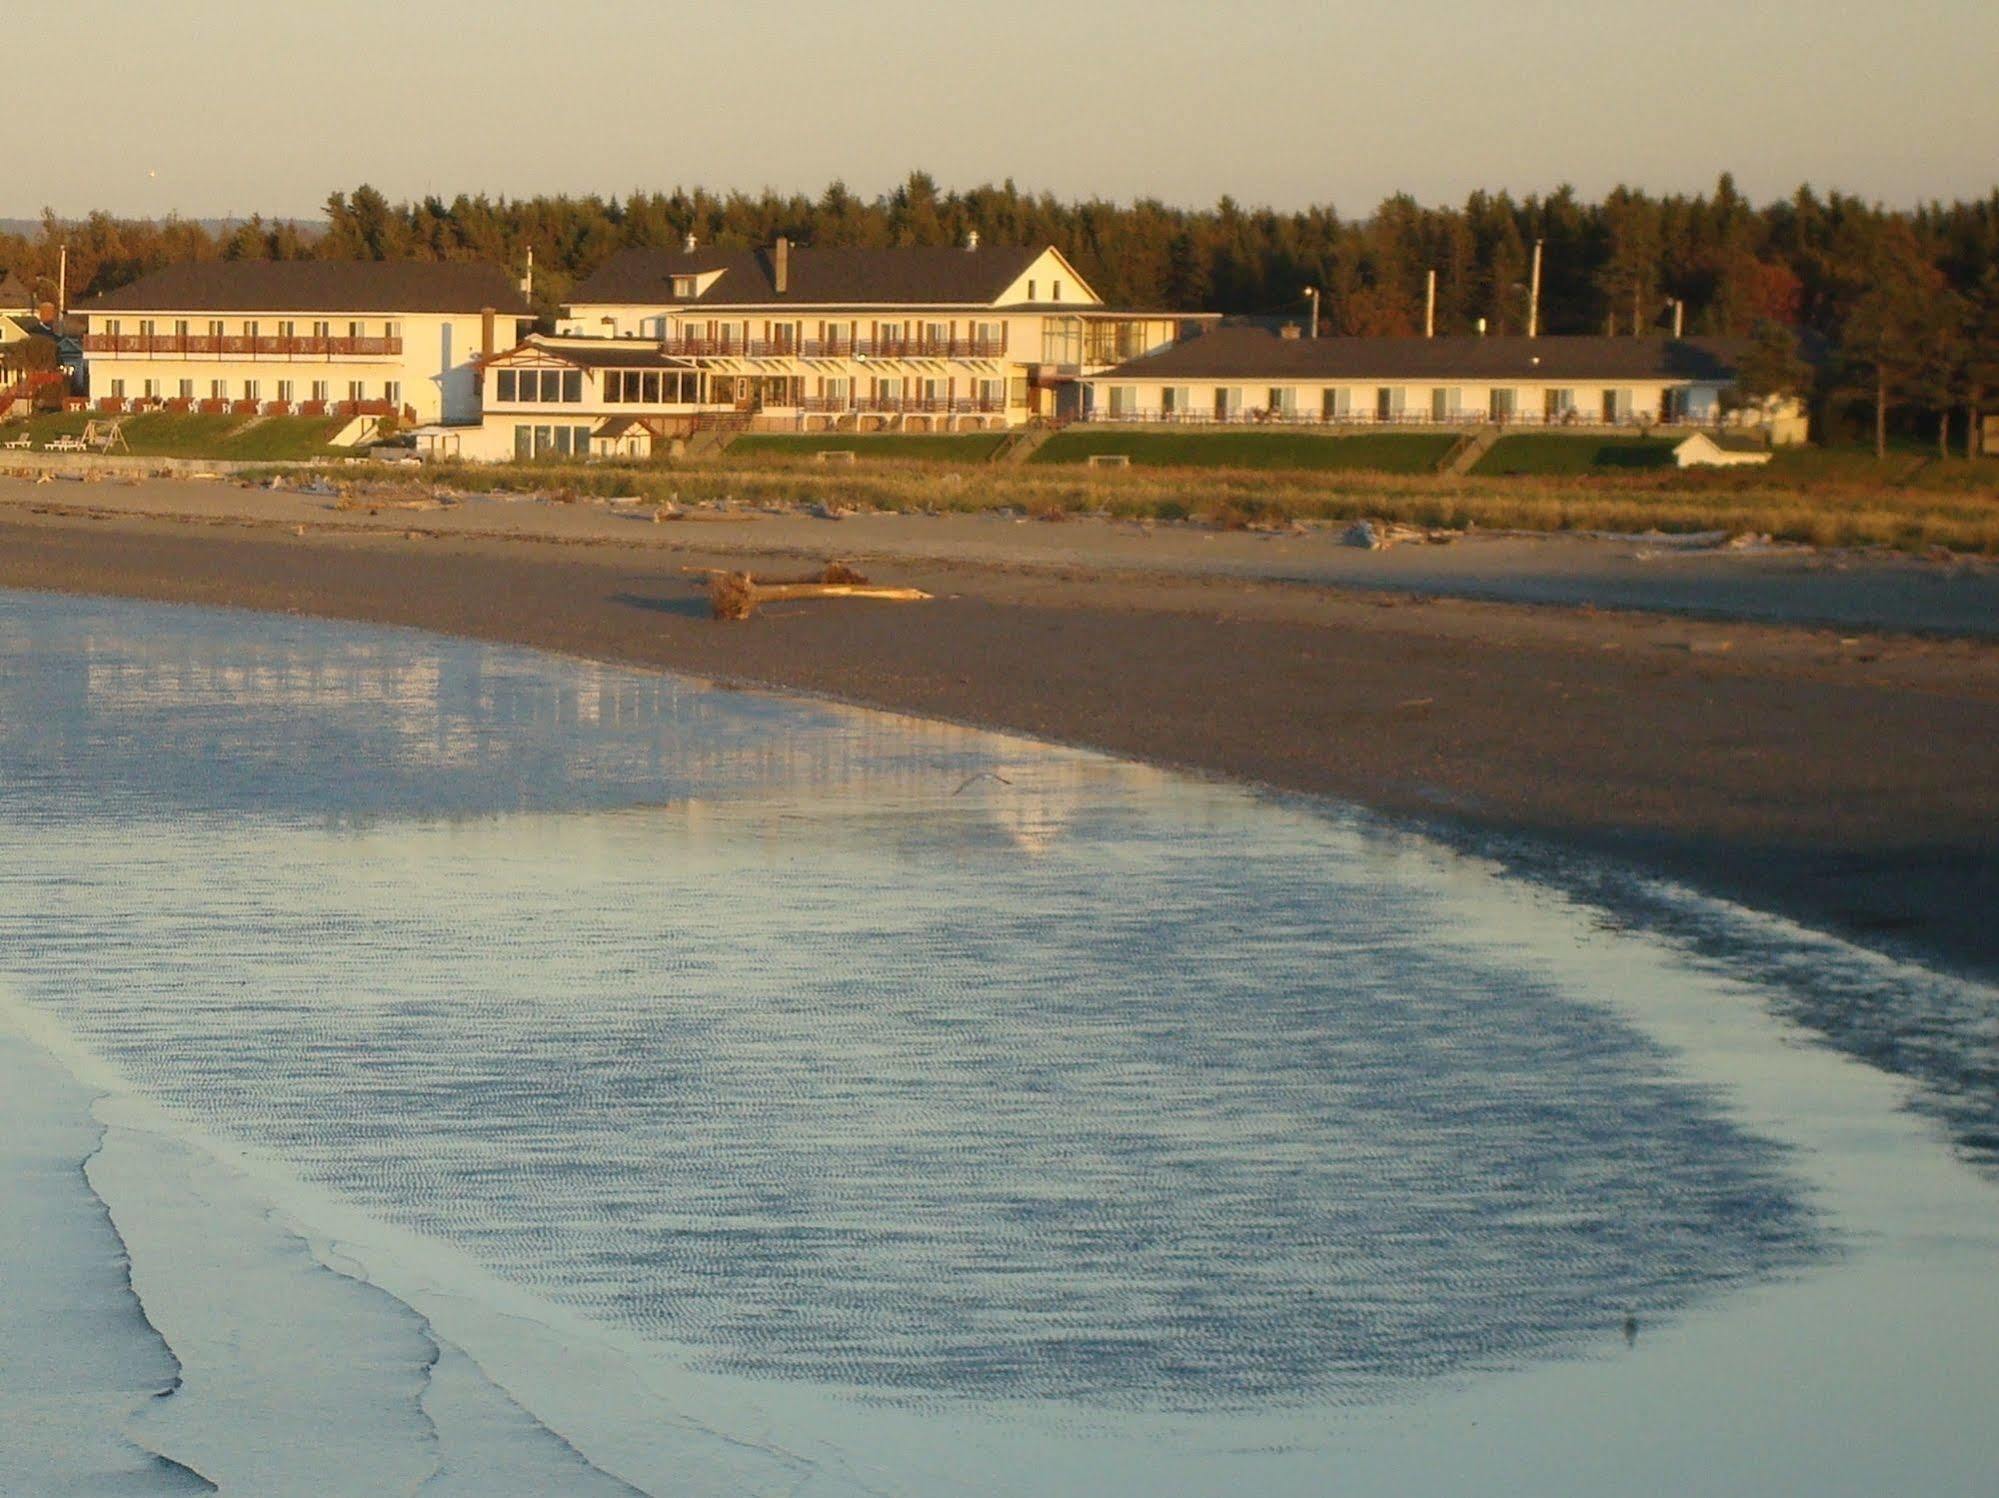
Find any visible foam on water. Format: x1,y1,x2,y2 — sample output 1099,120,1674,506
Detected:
3,587,1996,1495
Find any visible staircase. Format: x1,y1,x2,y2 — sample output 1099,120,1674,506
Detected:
997,424,1058,464
685,410,753,459
1440,425,1502,476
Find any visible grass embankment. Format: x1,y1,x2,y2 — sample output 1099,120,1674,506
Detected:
1473,435,1681,475
0,411,350,461
294,448,1999,555
1030,430,1456,472
728,432,1010,463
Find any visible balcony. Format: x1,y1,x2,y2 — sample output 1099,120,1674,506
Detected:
657,337,1008,361
798,395,1008,415
83,333,404,358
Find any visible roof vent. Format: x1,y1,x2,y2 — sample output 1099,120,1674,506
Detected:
683,232,698,253
1279,323,1302,341
965,230,980,251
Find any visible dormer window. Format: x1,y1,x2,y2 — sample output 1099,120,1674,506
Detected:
672,276,696,299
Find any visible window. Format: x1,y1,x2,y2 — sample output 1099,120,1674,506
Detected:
574,425,591,454
142,379,159,399
533,424,554,457
1269,387,1296,417
976,379,1002,409
1322,388,1352,421
641,372,662,403
672,276,695,299
277,381,294,403
208,320,224,339
1545,388,1575,422
105,320,122,337
974,321,1002,351
553,426,573,457
311,380,328,403
1490,388,1517,421
1214,387,1241,421
497,371,517,402
1434,387,1461,423
277,321,295,339
178,380,195,399
1027,280,1037,301
349,321,364,340
173,320,189,338
139,320,155,337
1374,387,1403,422
1107,386,1138,418
385,381,401,408
348,381,365,403
385,322,401,340
244,381,260,402
561,370,582,403
109,379,125,398
603,373,622,404
1052,280,1063,302
211,380,227,401
539,369,563,402
1602,388,1633,424
312,321,330,339
245,321,259,340
515,426,533,460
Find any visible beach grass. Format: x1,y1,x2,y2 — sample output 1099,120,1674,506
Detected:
283,447,1999,555
1473,435,1682,475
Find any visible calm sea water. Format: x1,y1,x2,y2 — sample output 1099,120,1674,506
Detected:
3,586,1996,1496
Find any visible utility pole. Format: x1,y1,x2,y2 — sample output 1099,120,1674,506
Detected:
1303,286,1320,339
57,243,67,320
1672,299,1685,338
1425,270,1436,339
1528,240,1544,339
522,246,534,301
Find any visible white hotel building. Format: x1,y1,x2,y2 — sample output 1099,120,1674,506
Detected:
422,240,1209,460
77,262,533,426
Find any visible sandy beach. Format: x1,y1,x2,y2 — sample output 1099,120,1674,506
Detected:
3,474,1997,979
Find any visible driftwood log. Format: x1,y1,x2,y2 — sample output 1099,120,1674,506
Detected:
686,564,932,621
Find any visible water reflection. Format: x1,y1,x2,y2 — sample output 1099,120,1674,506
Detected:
0,590,1827,1410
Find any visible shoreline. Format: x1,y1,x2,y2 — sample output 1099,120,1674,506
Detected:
3,478,1997,980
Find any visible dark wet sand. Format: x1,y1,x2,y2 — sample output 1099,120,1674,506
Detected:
4,500,1996,980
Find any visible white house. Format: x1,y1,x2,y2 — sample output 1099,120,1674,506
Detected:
77,261,534,426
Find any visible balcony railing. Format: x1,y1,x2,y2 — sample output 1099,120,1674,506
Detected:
657,337,1007,361
83,333,404,358
1085,407,1681,428
798,395,1008,415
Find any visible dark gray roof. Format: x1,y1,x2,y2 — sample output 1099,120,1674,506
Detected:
570,244,1051,308
77,260,532,315
1092,327,1752,383
0,271,32,308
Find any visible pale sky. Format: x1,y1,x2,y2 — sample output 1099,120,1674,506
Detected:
16,0,1997,221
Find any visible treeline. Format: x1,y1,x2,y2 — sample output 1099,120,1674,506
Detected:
4,172,1997,451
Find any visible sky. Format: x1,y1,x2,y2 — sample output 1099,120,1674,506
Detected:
14,0,1997,221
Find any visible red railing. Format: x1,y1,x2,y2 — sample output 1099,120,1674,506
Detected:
656,336,1007,360
83,334,403,357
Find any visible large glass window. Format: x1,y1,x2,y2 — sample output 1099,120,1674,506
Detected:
602,372,621,404
562,370,582,403
498,371,517,402
515,426,533,460
641,372,661,404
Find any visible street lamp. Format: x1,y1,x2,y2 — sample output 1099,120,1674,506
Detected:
1303,287,1320,340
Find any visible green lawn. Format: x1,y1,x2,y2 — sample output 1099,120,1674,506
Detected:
1030,429,1457,473
1471,435,1682,476
729,432,1010,463
0,411,350,460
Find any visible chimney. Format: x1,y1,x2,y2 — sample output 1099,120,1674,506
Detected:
1279,323,1302,341
965,229,980,251
774,236,789,295
481,307,495,360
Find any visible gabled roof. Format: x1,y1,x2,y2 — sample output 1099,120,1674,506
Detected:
0,271,33,309
570,244,1055,308
1090,327,1753,383
77,260,533,315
